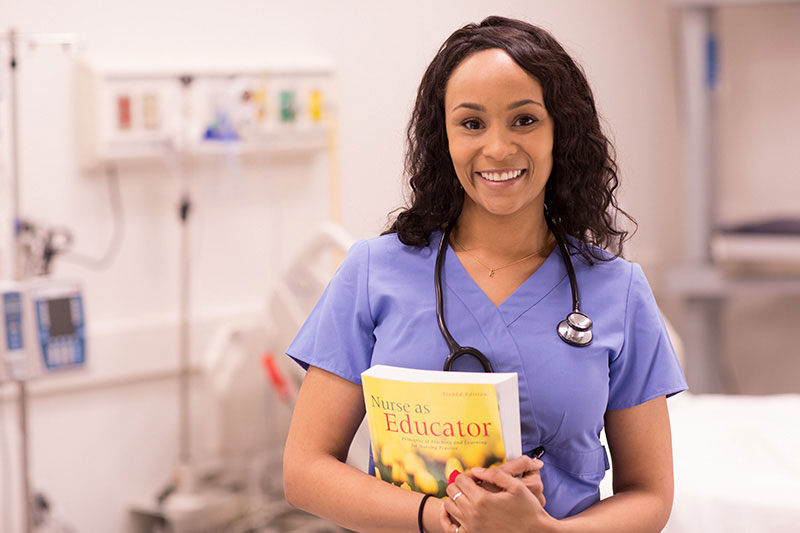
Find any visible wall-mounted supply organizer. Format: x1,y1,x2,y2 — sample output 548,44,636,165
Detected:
75,60,335,168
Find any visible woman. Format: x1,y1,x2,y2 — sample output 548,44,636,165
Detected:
283,16,686,533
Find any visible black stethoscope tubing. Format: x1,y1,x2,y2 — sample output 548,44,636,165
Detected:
436,224,593,374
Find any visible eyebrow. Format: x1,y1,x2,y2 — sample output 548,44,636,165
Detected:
452,99,544,112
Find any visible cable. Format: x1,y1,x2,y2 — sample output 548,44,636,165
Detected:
59,163,125,271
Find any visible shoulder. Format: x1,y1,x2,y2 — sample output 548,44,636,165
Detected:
571,242,638,288
358,232,438,267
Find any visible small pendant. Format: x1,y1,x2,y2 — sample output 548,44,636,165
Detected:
489,269,495,278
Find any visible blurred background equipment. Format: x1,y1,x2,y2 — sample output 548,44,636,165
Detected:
2,23,343,532
75,60,332,168
130,222,356,533
0,28,87,533
667,0,800,395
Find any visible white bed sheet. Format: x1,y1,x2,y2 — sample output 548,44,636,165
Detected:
600,392,800,532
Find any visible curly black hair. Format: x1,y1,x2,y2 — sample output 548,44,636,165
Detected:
384,16,635,262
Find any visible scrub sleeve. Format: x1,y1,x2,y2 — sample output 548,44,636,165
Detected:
608,263,687,411
287,240,374,383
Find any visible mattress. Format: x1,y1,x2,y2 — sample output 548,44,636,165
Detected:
600,393,800,532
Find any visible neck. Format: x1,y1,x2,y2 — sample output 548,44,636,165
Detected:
452,201,551,259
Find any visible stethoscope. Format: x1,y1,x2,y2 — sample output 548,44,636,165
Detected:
436,224,593,373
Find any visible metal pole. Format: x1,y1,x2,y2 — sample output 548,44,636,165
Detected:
17,382,31,533
7,27,34,533
678,7,733,393
178,195,191,468
680,7,715,265
177,76,193,482
9,29,22,280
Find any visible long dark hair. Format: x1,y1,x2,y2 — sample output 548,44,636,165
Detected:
384,16,635,262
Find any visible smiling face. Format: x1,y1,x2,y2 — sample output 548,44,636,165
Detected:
445,48,554,223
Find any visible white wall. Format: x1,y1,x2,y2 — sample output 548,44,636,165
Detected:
0,0,795,532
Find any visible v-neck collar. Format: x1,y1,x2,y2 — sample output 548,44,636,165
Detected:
437,230,568,327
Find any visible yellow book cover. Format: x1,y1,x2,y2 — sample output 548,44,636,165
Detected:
361,365,521,498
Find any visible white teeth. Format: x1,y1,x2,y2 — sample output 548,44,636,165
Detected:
480,169,523,182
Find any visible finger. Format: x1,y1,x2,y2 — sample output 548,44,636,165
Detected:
446,481,472,510
523,476,544,496
451,470,488,501
438,502,459,532
458,470,497,491
470,466,524,494
497,456,543,477
442,498,465,528
446,481,466,501
522,476,546,507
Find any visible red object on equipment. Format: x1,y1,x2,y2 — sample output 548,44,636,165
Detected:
117,96,131,129
262,352,291,402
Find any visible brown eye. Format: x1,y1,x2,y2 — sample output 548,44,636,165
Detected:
515,115,538,127
461,119,482,130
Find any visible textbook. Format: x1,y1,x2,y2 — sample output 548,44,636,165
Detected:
361,365,521,498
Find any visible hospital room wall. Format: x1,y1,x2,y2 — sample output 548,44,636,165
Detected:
0,1,796,532
710,7,800,394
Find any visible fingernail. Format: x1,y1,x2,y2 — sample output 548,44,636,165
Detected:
472,467,485,474
448,470,461,485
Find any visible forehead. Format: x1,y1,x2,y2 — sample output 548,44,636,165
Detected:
445,48,544,107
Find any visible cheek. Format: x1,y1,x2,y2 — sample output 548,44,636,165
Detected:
532,142,554,173
447,141,470,174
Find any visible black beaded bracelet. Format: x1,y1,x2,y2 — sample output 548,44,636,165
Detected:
417,493,433,533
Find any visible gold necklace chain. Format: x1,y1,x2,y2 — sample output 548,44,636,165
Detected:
450,232,554,278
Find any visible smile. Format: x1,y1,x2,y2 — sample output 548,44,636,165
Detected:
478,169,526,182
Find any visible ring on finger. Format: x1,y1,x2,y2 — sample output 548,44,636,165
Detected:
452,491,463,503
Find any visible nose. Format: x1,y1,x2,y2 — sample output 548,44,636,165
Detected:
482,126,517,161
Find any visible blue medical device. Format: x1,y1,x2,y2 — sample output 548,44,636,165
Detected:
31,284,86,371
0,280,86,380
1,287,28,380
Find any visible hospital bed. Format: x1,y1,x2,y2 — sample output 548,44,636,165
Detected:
664,392,800,532
600,321,800,532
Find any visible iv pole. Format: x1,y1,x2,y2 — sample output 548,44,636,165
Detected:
177,74,194,489
5,27,33,533
3,28,80,533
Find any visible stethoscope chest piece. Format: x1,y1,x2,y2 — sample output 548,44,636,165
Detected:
557,311,593,347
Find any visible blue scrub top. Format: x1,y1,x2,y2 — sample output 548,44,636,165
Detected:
287,231,687,519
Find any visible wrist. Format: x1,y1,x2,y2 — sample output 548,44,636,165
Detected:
422,496,444,533
539,513,563,533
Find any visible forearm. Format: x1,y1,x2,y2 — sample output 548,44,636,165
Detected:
553,487,672,533
284,449,443,533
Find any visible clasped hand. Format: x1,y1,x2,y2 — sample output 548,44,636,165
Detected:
439,456,556,533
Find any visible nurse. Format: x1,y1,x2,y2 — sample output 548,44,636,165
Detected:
283,15,686,533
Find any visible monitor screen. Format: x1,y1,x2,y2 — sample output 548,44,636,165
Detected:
47,297,75,337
